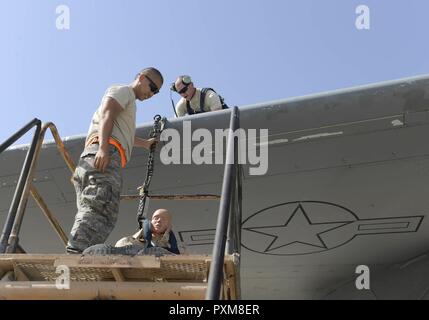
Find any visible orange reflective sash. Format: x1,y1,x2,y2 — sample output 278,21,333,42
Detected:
86,136,127,168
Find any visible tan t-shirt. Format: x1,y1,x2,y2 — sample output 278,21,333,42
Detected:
175,88,222,117
86,85,136,163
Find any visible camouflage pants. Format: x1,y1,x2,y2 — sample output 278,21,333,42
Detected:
66,144,122,253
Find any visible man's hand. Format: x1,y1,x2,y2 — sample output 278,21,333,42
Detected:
134,136,159,150
145,138,159,150
94,146,110,172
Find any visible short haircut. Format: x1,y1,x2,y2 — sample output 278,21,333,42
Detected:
136,67,164,84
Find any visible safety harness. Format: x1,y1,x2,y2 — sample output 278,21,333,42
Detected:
139,219,180,254
186,88,229,115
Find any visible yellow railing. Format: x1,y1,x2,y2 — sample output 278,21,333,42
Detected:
7,122,75,250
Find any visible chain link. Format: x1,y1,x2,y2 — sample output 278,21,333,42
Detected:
137,115,165,228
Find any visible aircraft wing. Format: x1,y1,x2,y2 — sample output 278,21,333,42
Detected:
1,74,429,299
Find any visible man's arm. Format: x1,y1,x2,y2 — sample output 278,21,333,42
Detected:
134,136,157,150
94,97,123,172
175,100,187,117
205,91,222,111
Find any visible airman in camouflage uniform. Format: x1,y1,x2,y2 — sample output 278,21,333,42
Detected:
66,67,164,254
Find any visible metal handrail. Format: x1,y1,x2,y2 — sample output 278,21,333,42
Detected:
2,122,76,253
0,119,42,253
0,119,41,154
206,106,242,300
226,121,243,257
29,185,69,246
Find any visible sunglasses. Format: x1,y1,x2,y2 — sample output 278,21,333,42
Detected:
177,85,189,94
145,75,159,94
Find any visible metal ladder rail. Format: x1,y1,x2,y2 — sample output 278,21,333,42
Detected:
0,122,76,253
206,106,242,300
0,119,42,253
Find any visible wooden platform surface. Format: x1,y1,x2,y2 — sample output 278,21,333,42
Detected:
0,254,240,300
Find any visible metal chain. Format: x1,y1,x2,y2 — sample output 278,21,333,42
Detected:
137,115,165,228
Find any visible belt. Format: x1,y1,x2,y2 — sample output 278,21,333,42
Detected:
86,136,127,168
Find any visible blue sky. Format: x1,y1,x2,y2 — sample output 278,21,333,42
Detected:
1,0,429,144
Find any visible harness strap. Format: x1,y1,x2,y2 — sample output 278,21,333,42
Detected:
185,88,228,115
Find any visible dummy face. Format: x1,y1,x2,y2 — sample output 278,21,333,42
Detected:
151,209,171,234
